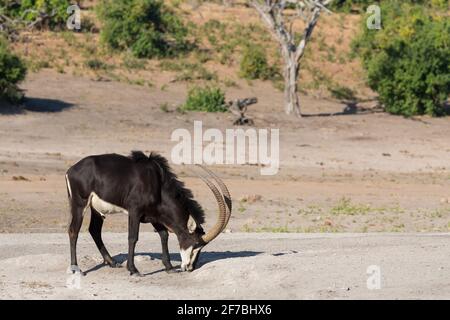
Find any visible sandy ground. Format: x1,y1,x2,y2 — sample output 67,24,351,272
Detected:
0,232,448,299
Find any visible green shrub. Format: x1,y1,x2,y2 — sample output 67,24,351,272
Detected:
331,0,448,12
331,0,373,12
352,2,450,116
239,45,276,80
96,0,189,58
85,59,108,70
0,36,27,103
181,86,227,112
0,0,72,30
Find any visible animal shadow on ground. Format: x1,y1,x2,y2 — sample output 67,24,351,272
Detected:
302,101,384,117
1,97,75,114
84,251,263,276
23,97,75,112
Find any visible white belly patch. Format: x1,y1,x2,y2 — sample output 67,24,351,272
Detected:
83,192,128,218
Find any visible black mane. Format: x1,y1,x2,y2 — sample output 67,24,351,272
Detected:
130,151,205,225
130,150,149,162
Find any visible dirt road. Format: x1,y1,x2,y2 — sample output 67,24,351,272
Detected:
0,232,448,299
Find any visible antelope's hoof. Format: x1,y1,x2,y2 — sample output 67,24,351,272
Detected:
130,271,143,277
128,267,142,277
165,267,178,274
105,259,122,268
67,265,86,276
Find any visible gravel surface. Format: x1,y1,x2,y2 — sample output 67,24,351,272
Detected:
0,232,449,299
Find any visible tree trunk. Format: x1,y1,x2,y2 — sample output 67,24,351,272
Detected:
284,59,301,117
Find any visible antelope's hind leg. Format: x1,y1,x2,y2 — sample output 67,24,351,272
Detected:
68,202,86,275
89,208,121,268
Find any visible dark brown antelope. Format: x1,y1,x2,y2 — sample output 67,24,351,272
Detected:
65,151,232,276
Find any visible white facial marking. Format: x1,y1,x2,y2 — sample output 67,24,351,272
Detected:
180,246,194,271
187,215,197,234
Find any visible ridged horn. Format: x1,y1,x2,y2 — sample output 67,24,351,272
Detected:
197,165,232,231
197,174,227,243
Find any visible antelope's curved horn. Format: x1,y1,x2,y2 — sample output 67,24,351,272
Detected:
197,174,227,243
197,165,232,231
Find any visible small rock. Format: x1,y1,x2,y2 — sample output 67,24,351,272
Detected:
12,176,30,182
239,194,262,203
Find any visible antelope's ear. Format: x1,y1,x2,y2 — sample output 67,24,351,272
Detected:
187,215,197,234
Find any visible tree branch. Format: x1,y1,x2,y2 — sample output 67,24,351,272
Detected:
250,0,333,64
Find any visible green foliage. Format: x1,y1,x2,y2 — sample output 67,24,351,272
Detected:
239,45,277,80
330,0,366,12
331,197,372,216
85,59,108,70
0,0,72,29
96,0,189,58
181,86,227,112
0,36,27,103
352,2,450,116
332,0,448,12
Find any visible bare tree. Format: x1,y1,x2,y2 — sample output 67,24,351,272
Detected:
250,0,332,117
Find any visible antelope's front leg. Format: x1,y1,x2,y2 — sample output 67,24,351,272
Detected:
158,229,176,273
127,214,142,277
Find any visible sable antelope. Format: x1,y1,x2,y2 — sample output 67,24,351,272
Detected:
65,151,232,276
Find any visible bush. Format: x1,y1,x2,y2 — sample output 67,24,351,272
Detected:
239,45,276,80
0,0,72,30
331,0,448,12
352,2,450,116
85,58,108,70
181,86,227,112
96,0,189,58
0,36,27,103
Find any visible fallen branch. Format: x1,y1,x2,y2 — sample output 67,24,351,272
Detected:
226,97,258,125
